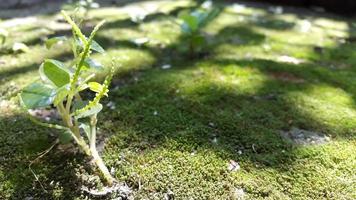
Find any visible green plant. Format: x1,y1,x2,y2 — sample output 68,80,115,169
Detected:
63,0,100,22
178,5,219,56
19,11,115,185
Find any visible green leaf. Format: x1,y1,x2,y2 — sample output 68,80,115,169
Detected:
79,123,91,140
72,100,88,111
88,81,108,96
91,40,105,53
88,82,102,93
77,83,89,92
45,36,67,49
181,23,191,34
40,59,71,87
59,130,73,144
75,38,105,54
192,10,208,26
180,14,199,33
54,84,69,106
75,103,103,119
83,58,104,70
20,82,56,109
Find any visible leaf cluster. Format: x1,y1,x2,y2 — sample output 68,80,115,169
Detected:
178,5,220,54
19,11,110,144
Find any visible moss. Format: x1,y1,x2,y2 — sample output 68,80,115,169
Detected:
0,0,355,199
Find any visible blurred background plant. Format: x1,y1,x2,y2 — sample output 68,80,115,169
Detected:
177,1,220,58
62,0,100,23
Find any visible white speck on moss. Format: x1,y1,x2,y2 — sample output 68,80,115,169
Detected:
161,64,171,69
212,137,218,143
228,160,240,171
233,188,245,200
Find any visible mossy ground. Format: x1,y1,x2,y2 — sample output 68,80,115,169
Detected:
0,0,355,199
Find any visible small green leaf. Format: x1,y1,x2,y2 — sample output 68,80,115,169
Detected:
45,36,67,49
40,59,70,87
91,40,105,53
77,83,89,92
83,58,104,70
59,130,73,144
79,123,91,140
88,82,102,93
181,23,191,34
72,100,89,111
192,10,208,25
75,38,105,54
54,84,69,106
75,103,103,119
180,14,199,33
20,82,56,109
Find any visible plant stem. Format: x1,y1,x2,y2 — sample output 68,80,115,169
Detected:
58,102,91,156
90,115,115,185
91,146,115,185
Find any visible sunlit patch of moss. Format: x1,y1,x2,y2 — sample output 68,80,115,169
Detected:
285,85,356,136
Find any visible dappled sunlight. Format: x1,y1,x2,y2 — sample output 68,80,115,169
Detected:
93,48,156,78
0,0,355,198
176,63,270,101
106,141,234,199
285,85,356,136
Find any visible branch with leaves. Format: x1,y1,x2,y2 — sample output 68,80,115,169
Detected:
19,11,115,185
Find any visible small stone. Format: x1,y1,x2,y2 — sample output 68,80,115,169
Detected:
201,0,213,9
110,167,116,175
106,101,116,110
228,160,240,171
212,137,218,144
161,64,171,69
164,189,174,200
268,6,283,14
233,188,245,200
133,37,149,46
277,55,304,64
237,150,242,155
153,111,158,116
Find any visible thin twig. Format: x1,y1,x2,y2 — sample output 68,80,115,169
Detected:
29,139,59,193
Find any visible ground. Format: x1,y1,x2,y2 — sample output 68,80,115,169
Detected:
0,0,356,199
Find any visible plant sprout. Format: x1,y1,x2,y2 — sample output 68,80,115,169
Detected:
19,11,115,185
178,5,219,56
63,0,100,22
